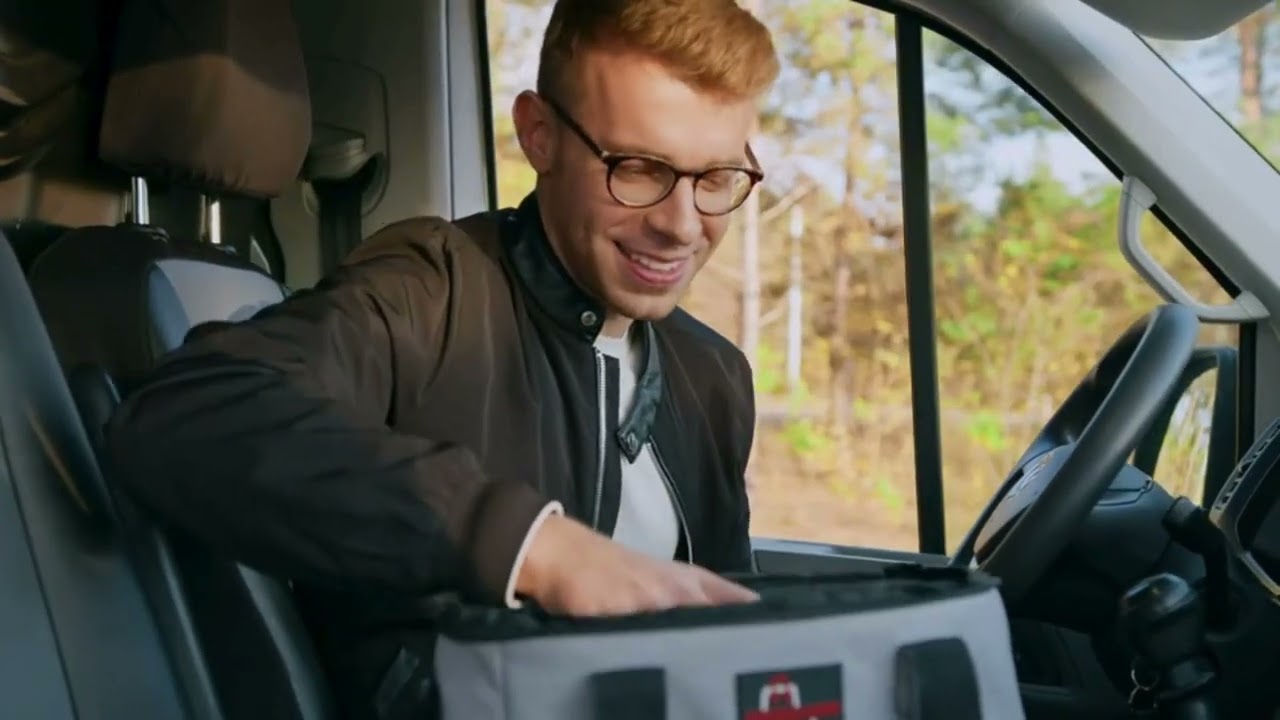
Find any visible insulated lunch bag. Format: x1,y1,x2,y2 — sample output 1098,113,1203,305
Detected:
424,565,1025,719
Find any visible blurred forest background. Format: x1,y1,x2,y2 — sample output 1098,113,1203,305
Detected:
484,1,1274,551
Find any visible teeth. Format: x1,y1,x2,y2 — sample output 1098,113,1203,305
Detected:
624,249,681,273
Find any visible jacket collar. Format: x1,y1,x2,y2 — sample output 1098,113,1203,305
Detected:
503,192,665,461
504,193,606,341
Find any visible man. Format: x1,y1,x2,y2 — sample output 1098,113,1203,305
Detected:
106,0,780,715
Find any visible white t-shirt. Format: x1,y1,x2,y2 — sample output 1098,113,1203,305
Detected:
593,331,680,562
503,327,681,607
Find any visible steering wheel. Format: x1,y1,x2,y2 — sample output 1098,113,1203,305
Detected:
950,304,1200,604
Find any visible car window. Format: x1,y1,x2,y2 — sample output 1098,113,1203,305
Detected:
1141,6,1280,173
922,30,1235,546
484,0,1235,553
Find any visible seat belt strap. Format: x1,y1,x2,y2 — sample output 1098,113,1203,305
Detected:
313,169,371,275
305,127,381,275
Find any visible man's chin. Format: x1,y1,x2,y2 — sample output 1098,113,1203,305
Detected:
606,292,682,325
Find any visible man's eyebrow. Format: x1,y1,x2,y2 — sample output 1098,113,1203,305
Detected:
602,141,747,169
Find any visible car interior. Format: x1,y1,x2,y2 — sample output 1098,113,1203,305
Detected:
5,0,1280,718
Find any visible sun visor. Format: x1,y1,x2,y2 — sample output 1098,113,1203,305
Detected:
1077,0,1269,40
98,0,311,199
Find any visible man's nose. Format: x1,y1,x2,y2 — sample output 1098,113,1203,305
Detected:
649,177,702,245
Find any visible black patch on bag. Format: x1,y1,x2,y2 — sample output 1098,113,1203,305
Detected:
372,646,437,720
591,667,665,719
735,663,844,719
894,637,981,720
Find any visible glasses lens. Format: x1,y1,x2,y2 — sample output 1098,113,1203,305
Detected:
608,157,676,207
695,168,755,215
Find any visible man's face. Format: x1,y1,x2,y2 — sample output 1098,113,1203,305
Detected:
514,46,759,333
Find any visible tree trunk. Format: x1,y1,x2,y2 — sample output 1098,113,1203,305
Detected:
830,20,872,441
741,181,761,365
786,205,805,391
741,0,764,489
740,0,763,367
1237,11,1266,125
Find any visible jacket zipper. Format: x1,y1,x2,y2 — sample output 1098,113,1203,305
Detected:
651,444,693,563
590,348,606,529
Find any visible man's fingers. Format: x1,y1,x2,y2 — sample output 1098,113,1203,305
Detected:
698,572,760,604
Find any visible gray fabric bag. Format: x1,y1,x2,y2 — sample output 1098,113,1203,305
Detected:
426,566,1025,719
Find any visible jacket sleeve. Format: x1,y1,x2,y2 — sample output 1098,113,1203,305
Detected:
105,218,551,601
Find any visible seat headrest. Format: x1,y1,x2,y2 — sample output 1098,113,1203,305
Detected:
28,224,285,391
98,0,311,199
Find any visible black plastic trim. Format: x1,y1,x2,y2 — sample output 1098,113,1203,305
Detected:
1238,322,1258,459
474,0,500,211
894,14,947,555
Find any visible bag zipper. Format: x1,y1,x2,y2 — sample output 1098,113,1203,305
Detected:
651,444,693,563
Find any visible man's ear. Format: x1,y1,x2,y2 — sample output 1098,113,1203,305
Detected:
512,90,556,174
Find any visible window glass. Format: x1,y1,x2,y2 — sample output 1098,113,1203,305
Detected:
1153,369,1219,502
924,31,1235,547
486,0,551,208
1142,7,1280,170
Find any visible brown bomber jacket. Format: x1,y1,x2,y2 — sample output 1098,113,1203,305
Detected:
105,192,758,716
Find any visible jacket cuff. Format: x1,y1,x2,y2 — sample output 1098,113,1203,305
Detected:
467,479,559,604
503,501,564,609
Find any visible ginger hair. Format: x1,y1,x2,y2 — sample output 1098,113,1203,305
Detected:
536,0,780,104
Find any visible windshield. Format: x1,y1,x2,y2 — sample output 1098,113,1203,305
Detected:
1139,5,1280,172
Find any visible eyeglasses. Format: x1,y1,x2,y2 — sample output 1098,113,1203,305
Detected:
543,96,764,217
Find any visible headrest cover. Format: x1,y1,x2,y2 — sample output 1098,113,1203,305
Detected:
98,0,311,198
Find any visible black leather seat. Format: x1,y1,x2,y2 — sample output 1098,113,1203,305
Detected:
24,1,337,718
29,225,340,720
0,231,197,719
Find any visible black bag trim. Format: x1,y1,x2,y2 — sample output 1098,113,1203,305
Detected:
894,637,982,720
372,646,437,720
591,668,665,720
434,567,999,642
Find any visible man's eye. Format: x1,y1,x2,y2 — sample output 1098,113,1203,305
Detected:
615,158,669,182
701,177,728,191
699,169,740,192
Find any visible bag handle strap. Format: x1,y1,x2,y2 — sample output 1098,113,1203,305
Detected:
895,637,982,719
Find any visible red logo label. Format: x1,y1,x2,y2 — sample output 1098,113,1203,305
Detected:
736,664,844,720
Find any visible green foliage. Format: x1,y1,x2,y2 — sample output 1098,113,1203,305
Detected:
782,419,829,456
965,411,1009,453
874,475,907,517
753,344,785,395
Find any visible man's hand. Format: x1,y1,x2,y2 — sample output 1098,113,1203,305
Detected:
515,514,759,616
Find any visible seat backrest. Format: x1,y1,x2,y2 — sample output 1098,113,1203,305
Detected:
24,1,337,718
0,231,195,720
30,224,338,720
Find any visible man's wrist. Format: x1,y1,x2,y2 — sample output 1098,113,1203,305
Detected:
503,501,564,608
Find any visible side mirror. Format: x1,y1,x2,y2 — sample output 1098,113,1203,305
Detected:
1132,346,1238,503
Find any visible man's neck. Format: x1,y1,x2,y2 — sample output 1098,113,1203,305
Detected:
600,314,633,340
532,188,635,343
